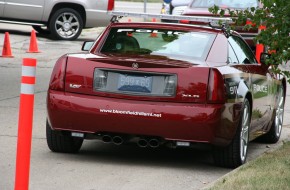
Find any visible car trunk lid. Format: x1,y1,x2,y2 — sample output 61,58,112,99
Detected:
64,55,210,103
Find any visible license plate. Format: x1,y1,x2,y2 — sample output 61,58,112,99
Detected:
118,74,152,93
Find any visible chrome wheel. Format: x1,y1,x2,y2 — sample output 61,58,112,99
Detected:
240,101,250,162
55,12,80,39
49,8,83,40
275,87,284,137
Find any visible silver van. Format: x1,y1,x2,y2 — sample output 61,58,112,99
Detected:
0,0,115,40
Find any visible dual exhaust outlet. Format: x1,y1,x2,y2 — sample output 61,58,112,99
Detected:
137,138,160,148
102,135,124,145
102,135,160,148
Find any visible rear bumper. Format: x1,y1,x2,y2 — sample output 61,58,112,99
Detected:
47,90,239,146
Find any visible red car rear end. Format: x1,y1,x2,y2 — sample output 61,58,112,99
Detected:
47,23,228,144
46,17,286,168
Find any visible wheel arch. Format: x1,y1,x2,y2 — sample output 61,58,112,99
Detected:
236,84,253,137
49,3,86,27
236,79,253,114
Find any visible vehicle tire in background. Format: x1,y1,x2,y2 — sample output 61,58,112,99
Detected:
49,8,83,40
213,99,251,168
46,120,83,153
258,85,285,143
32,25,51,35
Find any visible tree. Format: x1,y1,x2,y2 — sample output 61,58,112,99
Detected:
209,0,290,82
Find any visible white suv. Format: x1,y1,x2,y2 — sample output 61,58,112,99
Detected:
0,0,115,40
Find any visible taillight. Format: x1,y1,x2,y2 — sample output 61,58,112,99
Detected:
49,55,67,91
163,75,177,96
94,69,108,89
107,0,115,11
207,68,225,103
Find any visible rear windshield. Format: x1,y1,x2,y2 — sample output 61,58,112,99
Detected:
190,0,258,9
100,27,215,62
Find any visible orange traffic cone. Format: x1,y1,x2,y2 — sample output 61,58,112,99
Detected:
150,31,158,38
27,30,40,53
255,25,266,64
127,32,133,37
1,32,14,58
255,43,264,64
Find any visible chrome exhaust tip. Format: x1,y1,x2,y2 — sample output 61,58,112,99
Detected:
112,136,124,145
148,139,160,148
102,135,112,143
137,138,148,148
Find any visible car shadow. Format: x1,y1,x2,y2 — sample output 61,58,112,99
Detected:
0,28,45,37
65,141,230,171
0,29,95,42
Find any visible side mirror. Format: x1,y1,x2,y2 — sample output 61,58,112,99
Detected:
260,52,271,65
82,41,95,51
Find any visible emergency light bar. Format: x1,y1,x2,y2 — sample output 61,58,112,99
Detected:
109,11,233,25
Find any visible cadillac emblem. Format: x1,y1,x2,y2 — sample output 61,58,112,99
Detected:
132,63,139,69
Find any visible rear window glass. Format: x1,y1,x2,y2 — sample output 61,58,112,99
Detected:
190,0,258,9
100,28,215,62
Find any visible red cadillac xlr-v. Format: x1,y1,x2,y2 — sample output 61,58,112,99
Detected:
46,12,286,168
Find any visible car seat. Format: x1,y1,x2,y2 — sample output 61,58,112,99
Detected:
113,35,140,53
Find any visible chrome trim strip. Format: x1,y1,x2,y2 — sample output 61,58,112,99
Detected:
0,20,45,26
240,33,258,36
0,1,5,5
6,2,42,8
86,9,107,13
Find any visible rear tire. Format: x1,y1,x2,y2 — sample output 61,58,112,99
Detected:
213,99,251,168
258,85,285,143
46,120,83,153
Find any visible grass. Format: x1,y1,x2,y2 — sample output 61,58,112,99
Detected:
207,141,290,190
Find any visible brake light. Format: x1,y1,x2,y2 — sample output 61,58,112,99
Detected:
107,0,115,11
207,68,225,103
49,56,67,91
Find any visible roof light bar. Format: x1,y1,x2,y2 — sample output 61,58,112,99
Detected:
108,11,233,25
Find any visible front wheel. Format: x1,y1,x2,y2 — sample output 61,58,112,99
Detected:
46,120,83,153
49,8,83,40
213,99,251,168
